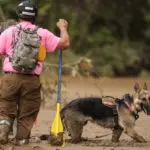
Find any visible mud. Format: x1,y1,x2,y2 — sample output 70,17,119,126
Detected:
2,77,150,150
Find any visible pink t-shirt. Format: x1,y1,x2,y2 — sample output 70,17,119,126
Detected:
0,21,60,75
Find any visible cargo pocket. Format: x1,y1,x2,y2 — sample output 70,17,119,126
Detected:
0,75,20,100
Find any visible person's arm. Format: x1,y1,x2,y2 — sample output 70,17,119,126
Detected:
56,19,70,50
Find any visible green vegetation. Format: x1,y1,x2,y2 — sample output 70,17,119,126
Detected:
0,0,150,77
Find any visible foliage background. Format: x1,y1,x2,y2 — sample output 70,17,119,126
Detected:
0,0,150,77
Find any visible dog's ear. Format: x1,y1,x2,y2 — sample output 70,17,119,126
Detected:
134,83,140,92
143,82,148,90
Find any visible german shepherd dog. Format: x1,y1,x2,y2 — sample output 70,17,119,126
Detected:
60,83,150,143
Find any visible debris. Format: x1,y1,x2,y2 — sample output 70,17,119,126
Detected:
48,132,64,146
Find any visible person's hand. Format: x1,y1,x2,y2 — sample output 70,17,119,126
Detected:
56,19,68,30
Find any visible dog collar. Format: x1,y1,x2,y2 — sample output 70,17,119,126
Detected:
124,101,139,120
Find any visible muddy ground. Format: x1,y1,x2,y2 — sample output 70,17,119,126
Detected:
2,77,150,150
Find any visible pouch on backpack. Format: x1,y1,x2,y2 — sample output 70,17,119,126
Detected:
10,26,40,73
38,44,46,62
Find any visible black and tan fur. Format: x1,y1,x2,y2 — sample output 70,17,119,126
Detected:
60,83,150,143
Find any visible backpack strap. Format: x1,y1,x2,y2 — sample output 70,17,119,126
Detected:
34,26,39,32
12,25,22,45
23,26,39,34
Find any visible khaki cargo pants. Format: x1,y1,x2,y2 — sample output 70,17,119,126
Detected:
0,73,41,140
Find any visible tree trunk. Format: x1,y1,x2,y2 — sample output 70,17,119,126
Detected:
0,6,6,21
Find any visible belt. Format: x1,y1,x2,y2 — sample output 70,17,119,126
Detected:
4,72,39,77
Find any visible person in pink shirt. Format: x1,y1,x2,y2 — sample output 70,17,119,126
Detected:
0,0,70,145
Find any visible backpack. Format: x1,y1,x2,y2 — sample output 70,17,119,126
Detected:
10,26,40,73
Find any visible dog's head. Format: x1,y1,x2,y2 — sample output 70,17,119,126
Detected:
132,83,150,115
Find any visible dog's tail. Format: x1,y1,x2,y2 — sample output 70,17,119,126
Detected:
60,106,67,120
60,105,71,132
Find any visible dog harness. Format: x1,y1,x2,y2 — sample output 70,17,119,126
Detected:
102,96,119,126
102,95,139,127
